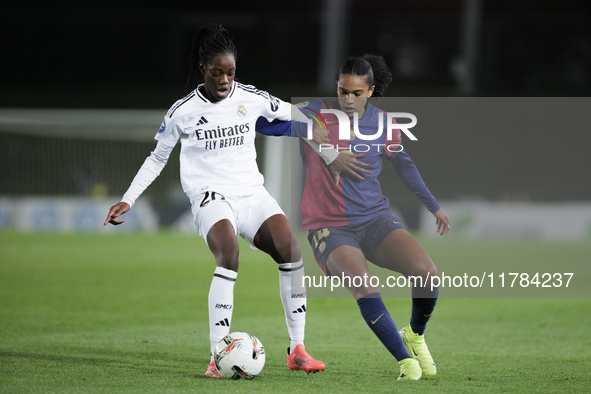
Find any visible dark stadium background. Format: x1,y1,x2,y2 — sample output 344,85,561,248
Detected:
1,0,590,229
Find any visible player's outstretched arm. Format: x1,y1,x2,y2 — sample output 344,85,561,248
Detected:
103,202,130,226
388,149,451,235
433,208,451,236
255,117,330,144
103,139,174,228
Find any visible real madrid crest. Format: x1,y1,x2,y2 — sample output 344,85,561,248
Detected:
237,105,247,117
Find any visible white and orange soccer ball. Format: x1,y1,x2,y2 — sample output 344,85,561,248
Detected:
214,332,265,379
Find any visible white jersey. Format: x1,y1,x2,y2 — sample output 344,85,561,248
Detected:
120,80,331,208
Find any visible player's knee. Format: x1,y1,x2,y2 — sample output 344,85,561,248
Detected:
418,266,437,284
407,261,437,285
425,264,437,280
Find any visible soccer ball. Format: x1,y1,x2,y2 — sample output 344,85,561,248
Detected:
214,332,265,379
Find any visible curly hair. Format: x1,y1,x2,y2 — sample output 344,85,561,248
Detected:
336,54,393,97
183,23,237,96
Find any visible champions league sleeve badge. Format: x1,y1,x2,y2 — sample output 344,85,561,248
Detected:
157,119,166,134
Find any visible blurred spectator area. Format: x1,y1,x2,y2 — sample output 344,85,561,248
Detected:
1,0,590,109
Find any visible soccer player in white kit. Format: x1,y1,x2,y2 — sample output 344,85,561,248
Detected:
103,23,325,377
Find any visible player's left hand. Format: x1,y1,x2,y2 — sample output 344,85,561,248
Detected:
312,123,330,145
433,208,451,236
103,202,130,226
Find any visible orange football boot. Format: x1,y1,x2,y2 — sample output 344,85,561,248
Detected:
205,361,222,378
286,344,325,374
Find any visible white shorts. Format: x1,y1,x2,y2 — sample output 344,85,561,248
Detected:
190,186,285,247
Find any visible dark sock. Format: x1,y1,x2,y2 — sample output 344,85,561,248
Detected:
357,292,411,361
410,285,439,335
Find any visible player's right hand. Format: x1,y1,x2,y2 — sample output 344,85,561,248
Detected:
103,202,130,226
327,151,371,185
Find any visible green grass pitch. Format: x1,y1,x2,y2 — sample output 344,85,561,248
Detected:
1,231,590,393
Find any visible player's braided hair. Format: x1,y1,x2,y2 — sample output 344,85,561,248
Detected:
183,23,237,96
336,54,392,97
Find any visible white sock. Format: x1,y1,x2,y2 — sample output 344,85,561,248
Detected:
278,259,307,351
208,266,237,362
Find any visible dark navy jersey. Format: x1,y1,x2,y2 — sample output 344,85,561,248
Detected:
256,98,440,230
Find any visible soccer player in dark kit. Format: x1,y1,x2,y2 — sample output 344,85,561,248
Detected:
256,54,451,380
